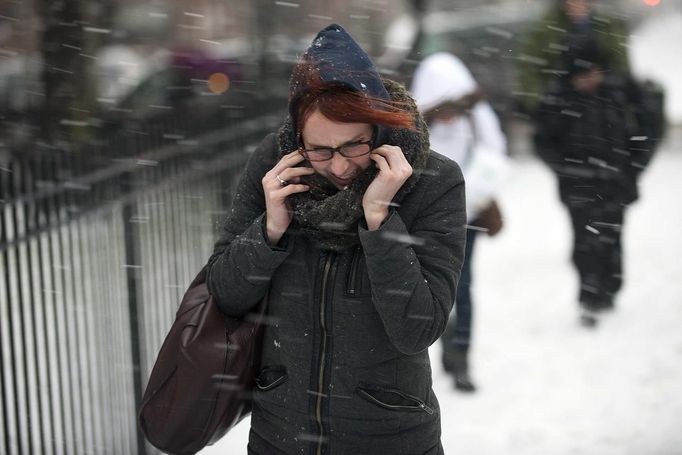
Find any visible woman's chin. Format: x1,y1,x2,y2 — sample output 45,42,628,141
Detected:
326,174,354,189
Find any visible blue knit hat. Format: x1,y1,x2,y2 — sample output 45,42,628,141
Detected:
288,24,390,128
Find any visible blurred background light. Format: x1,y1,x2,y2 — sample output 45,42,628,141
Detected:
208,72,230,94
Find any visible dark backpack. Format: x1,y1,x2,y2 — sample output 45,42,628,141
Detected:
625,78,666,173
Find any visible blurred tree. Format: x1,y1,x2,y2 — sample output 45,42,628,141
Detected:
36,0,100,146
253,0,276,88
387,0,429,86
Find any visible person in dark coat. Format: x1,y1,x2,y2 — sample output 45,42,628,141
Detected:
532,5,656,326
206,24,466,454
516,0,630,116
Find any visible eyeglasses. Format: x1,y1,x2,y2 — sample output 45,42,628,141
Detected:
298,139,373,162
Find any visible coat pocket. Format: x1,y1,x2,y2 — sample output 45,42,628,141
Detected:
356,383,434,415
255,365,288,391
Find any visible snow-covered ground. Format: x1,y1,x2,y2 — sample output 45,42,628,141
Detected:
437,130,682,455
201,133,682,455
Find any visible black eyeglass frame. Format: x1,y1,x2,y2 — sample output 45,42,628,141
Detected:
297,132,375,162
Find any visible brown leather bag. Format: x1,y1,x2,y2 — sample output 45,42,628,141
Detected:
472,199,504,237
138,267,266,455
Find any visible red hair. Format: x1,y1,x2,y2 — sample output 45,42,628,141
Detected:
292,62,416,134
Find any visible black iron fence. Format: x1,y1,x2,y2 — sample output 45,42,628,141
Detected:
0,110,284,454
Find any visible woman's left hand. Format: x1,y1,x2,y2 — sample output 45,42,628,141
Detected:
362,145,412,230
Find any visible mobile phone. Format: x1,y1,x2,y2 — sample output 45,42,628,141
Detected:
372,125,391,150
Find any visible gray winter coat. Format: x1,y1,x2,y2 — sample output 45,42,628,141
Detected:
207,133,465,454
207,23,466,455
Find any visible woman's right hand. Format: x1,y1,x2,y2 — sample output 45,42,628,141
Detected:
262,151,314,245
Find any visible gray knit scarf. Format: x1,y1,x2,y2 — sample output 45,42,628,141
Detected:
276,79,431,251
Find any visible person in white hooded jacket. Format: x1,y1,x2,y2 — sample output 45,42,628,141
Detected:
411,52,510,392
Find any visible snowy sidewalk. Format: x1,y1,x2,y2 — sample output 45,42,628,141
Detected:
201,135,682,455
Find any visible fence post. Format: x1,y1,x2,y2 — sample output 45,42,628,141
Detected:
121,170,147,455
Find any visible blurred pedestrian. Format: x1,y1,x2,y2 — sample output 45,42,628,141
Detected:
516,0,630,117
517,0,658,326
411,52,511,391
206,24,466,454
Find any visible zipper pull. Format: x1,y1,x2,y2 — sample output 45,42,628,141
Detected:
346,246,361,296
420,402,435,415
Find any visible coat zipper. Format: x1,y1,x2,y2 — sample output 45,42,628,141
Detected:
315,252,334,455
346,246,361,296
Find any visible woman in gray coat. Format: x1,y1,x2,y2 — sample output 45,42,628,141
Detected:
206,24,466,455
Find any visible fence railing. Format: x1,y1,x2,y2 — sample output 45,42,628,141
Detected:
0,111,284,455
